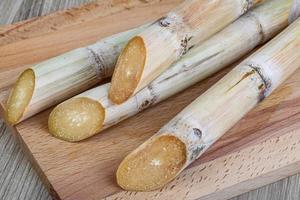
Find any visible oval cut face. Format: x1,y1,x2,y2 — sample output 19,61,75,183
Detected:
109,36,146,104
117,135,186,191
6,69,35,124
48,97,105,142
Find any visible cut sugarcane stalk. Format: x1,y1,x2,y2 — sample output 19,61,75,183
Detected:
48,0,293,142
5,24,149,125
116,16,300,191
108,0,265,104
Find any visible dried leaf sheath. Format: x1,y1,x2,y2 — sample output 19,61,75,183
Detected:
117,17,300,191
48,0,293,142
5,24,148,124
109,0,265,104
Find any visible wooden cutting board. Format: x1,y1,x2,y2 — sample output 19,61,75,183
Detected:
1,0,300,200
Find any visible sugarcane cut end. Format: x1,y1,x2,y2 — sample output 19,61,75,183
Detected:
48,97,105,142
109,36,146,104
6,69,35,125
116,135,187,191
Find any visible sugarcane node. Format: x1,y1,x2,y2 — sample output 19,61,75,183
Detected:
180,35,190,56
258,83,267,102
247,63,272,100
193,128,203,139
258,83,265,90
138,84,158,110
243,0,254,13
147,84,158,102
139,100,151,110
86,47,107,79
158,14,191,56
191,145,206,162
158,16,171,27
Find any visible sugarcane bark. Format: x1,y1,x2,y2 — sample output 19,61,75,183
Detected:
116,18,300,191
48,0,293,142
5,25,147,124
109,0,265,104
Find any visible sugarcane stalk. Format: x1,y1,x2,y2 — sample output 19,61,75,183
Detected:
108,0,265,104
48,0,293,142
5,24,149,125
116,16,300,191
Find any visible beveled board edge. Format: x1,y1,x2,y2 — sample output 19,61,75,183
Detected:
2,103,300,200
1,0,300,199
0,0,182,46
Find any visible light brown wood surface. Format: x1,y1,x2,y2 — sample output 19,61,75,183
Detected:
1,0,300,200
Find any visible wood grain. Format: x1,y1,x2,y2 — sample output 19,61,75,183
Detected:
0,0,95,25
0,118,51,200
0,0,173,46
11,64,300,200
1,1,300,200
